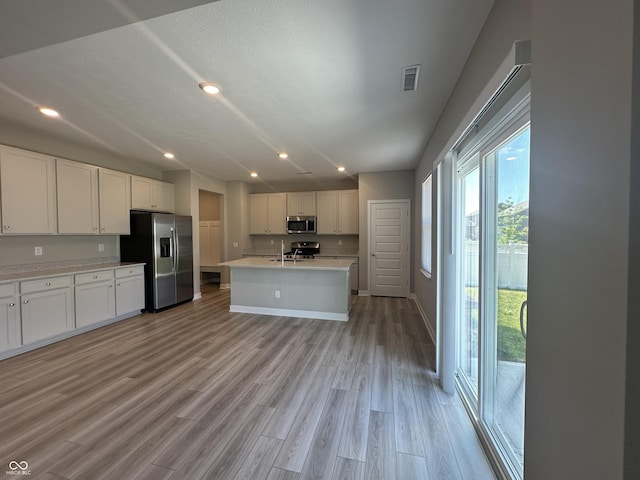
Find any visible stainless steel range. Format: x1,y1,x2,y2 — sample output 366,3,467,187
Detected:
282,241,320,260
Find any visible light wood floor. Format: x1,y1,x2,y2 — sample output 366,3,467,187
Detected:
0,285,495,480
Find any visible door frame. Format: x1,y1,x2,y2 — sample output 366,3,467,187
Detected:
367,199,411,297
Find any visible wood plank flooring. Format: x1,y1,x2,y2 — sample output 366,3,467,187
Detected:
0,285,495,479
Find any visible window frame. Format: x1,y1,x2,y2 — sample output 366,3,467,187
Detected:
421,173,433,278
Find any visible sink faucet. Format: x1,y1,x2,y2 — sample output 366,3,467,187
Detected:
281,240,285,266
293,248,300,263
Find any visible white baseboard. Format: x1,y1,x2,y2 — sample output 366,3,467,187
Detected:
193,292,202,300
358,290,370,296
411,294,437,345
220,283,230,289
229,305,348,322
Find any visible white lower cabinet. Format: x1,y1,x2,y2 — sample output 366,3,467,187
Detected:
21,277,74,345
0,264,145,359
115,267,145,316
75,271,115,328
0,283,20,353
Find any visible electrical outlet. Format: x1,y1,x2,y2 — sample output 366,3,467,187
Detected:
338,239,343,246
34,246,43,256
98,244,104,252
233,241,239,248
270,239,274,245
275,289,281,299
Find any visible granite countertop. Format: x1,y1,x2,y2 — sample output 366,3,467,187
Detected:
221,257,353,271
0,262,145,283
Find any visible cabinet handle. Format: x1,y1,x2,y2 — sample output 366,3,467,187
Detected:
45,282,52,286
9,303,15,307
117,283,121,286
109,284,113,288
93,275,99,279
23,300,28,304
101,227,105,231
3,225,9,230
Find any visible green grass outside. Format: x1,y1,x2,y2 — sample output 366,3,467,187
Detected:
464,287,527,363
497,289,527,363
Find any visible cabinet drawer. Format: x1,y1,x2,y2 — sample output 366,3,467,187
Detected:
21,276,72,294
0,282,16,298
75,270,114,285
115,266,144,278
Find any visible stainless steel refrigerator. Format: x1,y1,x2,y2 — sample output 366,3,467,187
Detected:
120,212,194,312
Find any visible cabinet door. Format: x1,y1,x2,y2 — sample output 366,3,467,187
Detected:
152,181,174,212
199,224,213,266
287,192,317,216
57,159,99,234
0,296,20,352
338,190,359,234
131,176,153,210
250,194,268,234
99,169,131,234
350,262,358,292
0,147,57,234
115,275,145,316
75,281,115,328
316,191,338,234
21,288,74,344
266,193,287,234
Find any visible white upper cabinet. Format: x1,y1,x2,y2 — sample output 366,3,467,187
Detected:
0,147,57,234
286,192,316,216
131,176,174,212
249,193,286,234
56,159,99,234
316,190,358,235
98,168,131,234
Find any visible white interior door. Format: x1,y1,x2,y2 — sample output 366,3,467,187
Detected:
369,200,410,297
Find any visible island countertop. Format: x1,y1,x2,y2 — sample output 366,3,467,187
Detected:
221,257,353,271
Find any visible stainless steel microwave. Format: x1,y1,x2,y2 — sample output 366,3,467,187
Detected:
286,216,316,234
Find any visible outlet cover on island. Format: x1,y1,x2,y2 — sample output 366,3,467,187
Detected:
275,289,280,299
98,244,104,252
35,246,42,256
233,242,239,248
270,239,274,245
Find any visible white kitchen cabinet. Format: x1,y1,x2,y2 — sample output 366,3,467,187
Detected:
115,266,145,316
57,159,100,234
249,193,286,234
20,276,74,345
75,271,115,328
131,176,175,212
316,190,359,234
0,283,20,353
200,220,221,266
99,168,131,234
286,192,316,216
0,146,57,234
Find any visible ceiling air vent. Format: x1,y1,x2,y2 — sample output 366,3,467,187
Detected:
402,64,421,92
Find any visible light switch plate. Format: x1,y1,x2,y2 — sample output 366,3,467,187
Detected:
35,246,42,256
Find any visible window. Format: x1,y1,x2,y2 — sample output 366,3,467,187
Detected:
421,173,433,275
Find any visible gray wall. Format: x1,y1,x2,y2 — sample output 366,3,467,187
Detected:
0,119,161,178
0,235,118,267
358,170,414,292
413,0,532,334
525,0,633,478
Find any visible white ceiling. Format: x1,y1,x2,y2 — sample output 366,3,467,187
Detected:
0,0,493,184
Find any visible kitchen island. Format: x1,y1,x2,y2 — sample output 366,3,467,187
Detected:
220,257,353,321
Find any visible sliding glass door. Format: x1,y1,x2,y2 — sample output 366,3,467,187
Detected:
455,119,530,479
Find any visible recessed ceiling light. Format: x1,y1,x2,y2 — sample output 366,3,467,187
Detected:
38,107,60,118
199,82,220,95
163,152,175,159
250,172,258,178
337,166,346,172
278,153,288,159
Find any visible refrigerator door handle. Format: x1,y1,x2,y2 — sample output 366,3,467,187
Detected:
172,227,178,272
